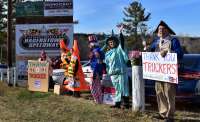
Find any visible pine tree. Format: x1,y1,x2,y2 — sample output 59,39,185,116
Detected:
0,1,7,31
122,1,151,50
0,0,17,31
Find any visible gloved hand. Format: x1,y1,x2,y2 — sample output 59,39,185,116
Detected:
160,50,168,57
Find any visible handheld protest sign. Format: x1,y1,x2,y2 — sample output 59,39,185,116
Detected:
142,52,178,84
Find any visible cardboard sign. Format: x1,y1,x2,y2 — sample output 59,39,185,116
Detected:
142,52,178,84
28,60,49,92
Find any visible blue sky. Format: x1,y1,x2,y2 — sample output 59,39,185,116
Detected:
74,0,200,36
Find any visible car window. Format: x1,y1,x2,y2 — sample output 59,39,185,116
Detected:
180,55,200,71
183,59,197,68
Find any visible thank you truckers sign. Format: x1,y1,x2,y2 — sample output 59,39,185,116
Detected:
142,52,178,84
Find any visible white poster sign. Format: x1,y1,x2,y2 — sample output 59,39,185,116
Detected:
142,52,178,84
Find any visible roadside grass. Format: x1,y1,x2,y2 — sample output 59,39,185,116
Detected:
17,90,51,101
0,81,6,96
0,82,153,122
1,81,200,122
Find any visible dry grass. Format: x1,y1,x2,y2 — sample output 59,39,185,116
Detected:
1,81,200,122
0,82,153,122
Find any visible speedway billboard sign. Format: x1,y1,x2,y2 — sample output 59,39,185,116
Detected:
142,52,178,84
15,23,73,56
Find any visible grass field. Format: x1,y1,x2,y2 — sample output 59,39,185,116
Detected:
0,82,200,122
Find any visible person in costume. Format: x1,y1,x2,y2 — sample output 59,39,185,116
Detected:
59,38,71,77
62,39,89,97
38,50,54,89
104,35,130,109
150,20,183,122
87,35,106,104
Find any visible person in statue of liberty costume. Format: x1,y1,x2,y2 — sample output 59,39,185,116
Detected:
104,35,130,109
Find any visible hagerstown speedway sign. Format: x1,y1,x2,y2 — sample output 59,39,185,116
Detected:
142,52,178,84
15,23,73,56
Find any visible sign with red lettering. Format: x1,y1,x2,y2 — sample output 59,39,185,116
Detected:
142,52,178,84
28,60,49,92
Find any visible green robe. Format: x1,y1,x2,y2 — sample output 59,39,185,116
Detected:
105,45,129,102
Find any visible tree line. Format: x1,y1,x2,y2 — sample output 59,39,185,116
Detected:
0,1,199,63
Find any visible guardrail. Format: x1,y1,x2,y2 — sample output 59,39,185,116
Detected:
0,67,17,87
0,68,7,81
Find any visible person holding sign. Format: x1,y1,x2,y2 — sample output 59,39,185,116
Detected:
105,35,130,109
150,20,183,122
38,50,54,89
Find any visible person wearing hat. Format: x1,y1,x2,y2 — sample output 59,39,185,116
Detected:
88,35,106,104
104,35,130,109
150,20,183,122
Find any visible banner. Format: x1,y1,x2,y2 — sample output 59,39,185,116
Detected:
28,60,49,92
16,0,73,17
142,52,178,84
16,23,73,56
16,1,44,17
44,0,73,16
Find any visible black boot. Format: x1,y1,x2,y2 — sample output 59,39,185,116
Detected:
122,96,130,109
73,91,81,98
110,102,121,108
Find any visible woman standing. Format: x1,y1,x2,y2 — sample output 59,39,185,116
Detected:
105,36,129,108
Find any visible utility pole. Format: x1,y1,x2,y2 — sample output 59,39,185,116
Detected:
7,0,13,86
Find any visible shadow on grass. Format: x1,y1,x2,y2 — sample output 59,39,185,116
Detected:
17,90,51,101
175,119,200,122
